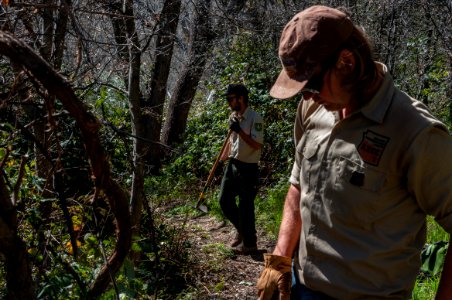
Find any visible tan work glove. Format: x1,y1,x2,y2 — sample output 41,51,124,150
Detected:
256,253,292,300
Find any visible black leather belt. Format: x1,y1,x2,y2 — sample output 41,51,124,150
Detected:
230,158,257,166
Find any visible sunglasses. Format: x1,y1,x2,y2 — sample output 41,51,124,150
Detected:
300,65,329,99
300,51,340,99
226,95,237,102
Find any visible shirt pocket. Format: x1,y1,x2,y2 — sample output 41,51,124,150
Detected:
330,156,387,224
297,140,320,191
335,156,386,193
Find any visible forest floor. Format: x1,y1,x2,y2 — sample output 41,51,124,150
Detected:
168,211,277,299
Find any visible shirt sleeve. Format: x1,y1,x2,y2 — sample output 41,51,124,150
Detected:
251,113,264,144
289,159,301,186
406,125,452,233
289,101,305,186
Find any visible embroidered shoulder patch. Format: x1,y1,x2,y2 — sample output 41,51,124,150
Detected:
358,130,390,166
255,123,263,132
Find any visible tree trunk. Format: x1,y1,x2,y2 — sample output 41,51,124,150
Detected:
39,0,54,61
143,0,182,174
108,0,149,241
108,1,132,89
124,0,148,232
161,0,215,147
53,0,70,71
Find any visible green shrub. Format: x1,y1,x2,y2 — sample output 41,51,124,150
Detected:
255,177,290,239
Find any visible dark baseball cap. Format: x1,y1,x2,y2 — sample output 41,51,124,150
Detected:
223,84,249,98
270,6,354,99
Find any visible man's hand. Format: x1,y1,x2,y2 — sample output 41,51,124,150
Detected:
229,117,241,133
256,254,291,300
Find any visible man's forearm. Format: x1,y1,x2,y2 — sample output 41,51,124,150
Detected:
219,141,231,161
436,242,452,299
273,184,302,258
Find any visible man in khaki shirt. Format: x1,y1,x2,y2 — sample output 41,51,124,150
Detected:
257,5,452,300
218,84,264,254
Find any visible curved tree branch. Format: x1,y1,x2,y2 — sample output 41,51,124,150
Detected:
0,30,132,299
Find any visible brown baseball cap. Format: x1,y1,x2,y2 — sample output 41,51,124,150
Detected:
270,5,354,99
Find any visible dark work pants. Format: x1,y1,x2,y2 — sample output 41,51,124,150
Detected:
219,159,258,247
291,263,337,300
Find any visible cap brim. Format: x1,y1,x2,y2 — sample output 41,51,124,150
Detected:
269,69,309,100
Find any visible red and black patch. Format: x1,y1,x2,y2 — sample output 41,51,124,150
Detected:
358,130,390,166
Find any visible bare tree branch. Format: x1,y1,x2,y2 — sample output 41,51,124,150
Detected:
0,30,132,299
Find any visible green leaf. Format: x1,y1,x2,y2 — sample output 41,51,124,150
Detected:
131,242,142,252
421,241,449,276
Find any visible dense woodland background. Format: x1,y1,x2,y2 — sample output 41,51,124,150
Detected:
0,0,451,299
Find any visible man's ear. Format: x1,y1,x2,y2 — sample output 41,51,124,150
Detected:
336,49,355,71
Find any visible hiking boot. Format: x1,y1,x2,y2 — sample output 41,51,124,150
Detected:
230,232,242,247
232,242,258,255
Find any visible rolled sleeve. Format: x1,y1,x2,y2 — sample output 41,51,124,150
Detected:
289,161,301,186
251,114,264,144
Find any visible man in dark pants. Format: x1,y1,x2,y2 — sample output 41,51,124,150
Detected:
218,84,264,254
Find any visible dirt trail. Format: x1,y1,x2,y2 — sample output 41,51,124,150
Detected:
174,213,276,299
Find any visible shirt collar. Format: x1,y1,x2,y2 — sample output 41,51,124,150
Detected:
360,62,395,124
234,107,251,120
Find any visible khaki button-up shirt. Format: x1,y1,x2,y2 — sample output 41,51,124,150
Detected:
229,107,264,163
290,63,452,299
